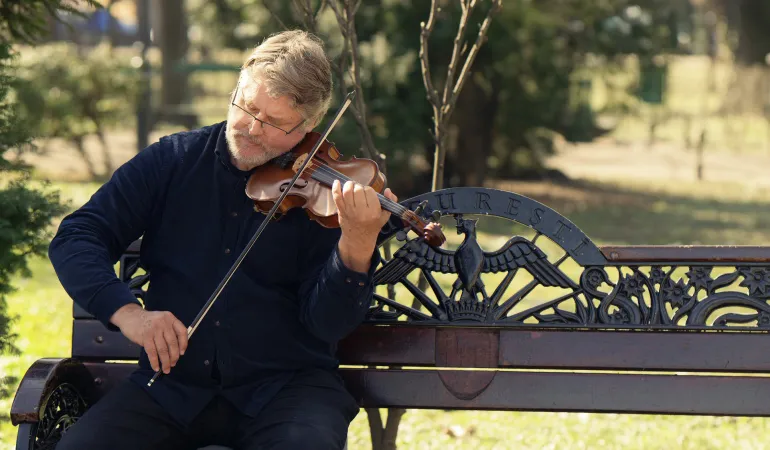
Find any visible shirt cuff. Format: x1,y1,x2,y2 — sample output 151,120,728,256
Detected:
89,281,143,331
330,244,381,296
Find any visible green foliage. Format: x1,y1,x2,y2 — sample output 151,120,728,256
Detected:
0,40,67,359
0,0,100,44
11,42,139,178
15,42,139,141
0,0,92,365
185,0,693,190
0,174,66,356
0,42,68,357
0,46,32,171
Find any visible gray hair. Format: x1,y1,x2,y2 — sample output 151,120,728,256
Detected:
240,30,333,128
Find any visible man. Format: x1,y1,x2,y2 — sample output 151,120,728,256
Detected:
50,30,396,449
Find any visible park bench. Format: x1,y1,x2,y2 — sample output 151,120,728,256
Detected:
11,186,770,449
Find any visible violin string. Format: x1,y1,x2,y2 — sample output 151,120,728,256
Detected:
307,163,408,217
300,160,410,217
297,161,432,232
286,150,439,233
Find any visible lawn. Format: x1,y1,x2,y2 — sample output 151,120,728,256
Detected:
3,175,770,449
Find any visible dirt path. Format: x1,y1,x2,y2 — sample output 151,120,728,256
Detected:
547,138,770,187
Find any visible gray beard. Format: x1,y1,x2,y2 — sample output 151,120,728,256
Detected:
225,128,285,170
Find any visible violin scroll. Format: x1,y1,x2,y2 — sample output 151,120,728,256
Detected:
402,202,445,247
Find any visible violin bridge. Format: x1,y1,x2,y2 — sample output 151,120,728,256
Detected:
292,154,308,173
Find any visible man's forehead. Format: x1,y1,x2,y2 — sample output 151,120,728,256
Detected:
241,77,296,116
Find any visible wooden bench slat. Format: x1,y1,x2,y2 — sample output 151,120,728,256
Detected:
601,245,770,263
340,325,770,372
73,303,93,319
22,360,770,421
74,320,770,372
337,325,436,366
498,329,770,372
81,361,138,399
340,369,770,416
72,320,141,360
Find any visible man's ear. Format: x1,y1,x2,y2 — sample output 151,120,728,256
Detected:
307,114,323,131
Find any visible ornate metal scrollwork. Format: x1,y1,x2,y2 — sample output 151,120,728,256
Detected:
119,250,149,300
368,187,770,330
578,264,770,328
32,384,88,450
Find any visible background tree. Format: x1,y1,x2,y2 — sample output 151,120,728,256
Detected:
14,42,139,179
158,0,191,122
185,0,692,195
0,0,96,400
716,0,770,67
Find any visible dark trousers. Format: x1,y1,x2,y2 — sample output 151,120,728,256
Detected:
55,371,359,450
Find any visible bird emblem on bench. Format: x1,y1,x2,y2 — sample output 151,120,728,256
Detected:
374,214,577,321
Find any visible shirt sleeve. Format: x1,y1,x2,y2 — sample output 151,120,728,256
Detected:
296,221,381,344
48,141,173,331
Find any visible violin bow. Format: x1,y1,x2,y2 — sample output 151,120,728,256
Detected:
148,91,356,387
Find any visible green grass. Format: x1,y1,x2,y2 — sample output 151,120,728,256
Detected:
3,176,770,448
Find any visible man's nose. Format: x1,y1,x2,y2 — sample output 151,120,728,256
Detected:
248,118,264,136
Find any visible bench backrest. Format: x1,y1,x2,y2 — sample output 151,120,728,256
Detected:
73,187,770,415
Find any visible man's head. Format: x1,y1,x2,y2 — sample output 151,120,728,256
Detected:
226,30,333,171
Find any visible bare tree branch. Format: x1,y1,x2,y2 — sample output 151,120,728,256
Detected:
286,0,380,163
441,0,473,108
419,0,441,111
263,0,290,31
445,0,501,117
352,0,363,16
327,0,382,163
314,0,328,18
293,0,327,34
297,0,317,33
421,0,503,191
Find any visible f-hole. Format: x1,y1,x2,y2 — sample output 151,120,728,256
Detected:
280,179,309,192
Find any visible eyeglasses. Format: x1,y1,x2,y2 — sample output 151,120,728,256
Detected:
230,80,305,135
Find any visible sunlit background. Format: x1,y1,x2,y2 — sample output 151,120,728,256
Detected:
3,0,770,448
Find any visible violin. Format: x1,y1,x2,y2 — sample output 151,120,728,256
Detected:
245,131,446,247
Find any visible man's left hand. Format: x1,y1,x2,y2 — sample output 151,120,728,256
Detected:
332,179,397,273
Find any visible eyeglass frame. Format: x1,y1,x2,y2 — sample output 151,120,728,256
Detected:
230,80,305,136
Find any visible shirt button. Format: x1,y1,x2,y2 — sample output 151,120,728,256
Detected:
345,277,352,283
204,360,210,366
231,211,238,217
224,248,231,254
358,281,365,286
215,320,220,327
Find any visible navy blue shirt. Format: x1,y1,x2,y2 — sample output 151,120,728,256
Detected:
48,121,379,426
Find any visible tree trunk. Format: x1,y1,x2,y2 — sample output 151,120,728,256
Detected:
105,0,118,48
732,0,770,66
696,129,706,181
448,74,499,187
96,127,114,176
71,135,98,180
158,0,189,109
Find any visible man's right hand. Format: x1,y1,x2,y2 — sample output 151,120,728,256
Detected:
110,303,189,374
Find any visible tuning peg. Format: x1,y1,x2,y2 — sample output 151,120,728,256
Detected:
431,210,442,223
414,200,429,216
